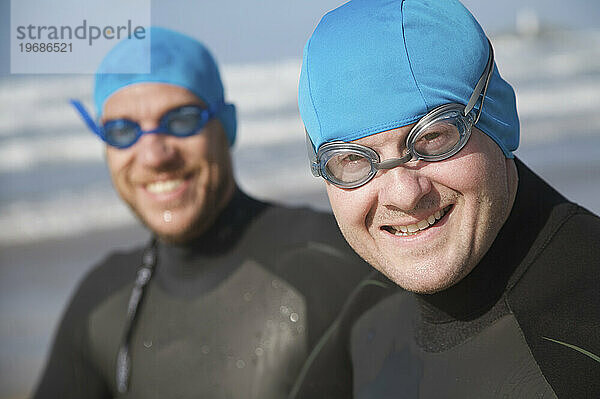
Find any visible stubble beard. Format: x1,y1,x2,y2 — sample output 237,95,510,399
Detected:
126,168,235,245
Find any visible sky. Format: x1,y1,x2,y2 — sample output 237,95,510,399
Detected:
1,0,599,76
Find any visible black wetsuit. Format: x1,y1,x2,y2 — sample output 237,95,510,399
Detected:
33,190,369,399
291,160,600,398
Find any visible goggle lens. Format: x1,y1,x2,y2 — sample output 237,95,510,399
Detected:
104,120,139,148
325,150,373,185
411,115,462,158
163,106,204,136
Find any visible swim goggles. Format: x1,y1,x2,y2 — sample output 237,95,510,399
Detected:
70,100,223,149
306,40,495,189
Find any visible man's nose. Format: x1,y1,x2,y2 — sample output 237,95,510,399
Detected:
135,132,178,168
375,166,432,211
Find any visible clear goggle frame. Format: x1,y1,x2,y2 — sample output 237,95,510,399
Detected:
306,40,495,189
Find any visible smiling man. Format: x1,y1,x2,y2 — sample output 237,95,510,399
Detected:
292,0,600,397
100,82,234,244
33,27,369,399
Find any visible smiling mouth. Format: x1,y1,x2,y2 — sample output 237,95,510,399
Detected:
381,205,452,236
145,178,185,194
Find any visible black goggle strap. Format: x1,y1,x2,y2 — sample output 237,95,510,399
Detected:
115,236,157,394
464,39,495,124
69,99,104,139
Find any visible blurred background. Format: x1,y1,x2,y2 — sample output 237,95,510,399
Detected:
1,0,599,397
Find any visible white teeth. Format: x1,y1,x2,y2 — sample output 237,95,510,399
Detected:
416,220,429,230
146,179,183,194
388,206,451,236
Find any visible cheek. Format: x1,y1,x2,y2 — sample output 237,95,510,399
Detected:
449,153,495,190
181,136,209,159
106,148,132,182
182,126,222,166
460,131,509,185
326,184,374,230
431,138,507,197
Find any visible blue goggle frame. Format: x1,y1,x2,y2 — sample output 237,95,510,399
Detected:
70,99,223,149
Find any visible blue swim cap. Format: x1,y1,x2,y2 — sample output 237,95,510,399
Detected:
299,0,519,157
94,27,236,145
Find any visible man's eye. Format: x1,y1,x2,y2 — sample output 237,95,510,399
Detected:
344,154,364,162
421,131,442,142
413,124,461,156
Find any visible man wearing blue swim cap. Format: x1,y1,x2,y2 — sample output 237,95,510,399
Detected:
33,27,369,398
293,0,600,397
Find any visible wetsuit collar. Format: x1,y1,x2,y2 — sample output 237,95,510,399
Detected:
154,188,268,296
158,187,267,257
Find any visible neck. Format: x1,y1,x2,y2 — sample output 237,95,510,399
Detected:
159,187,265,254
153,188,268,297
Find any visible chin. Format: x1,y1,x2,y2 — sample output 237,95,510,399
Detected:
146,223,190,243
138,212,201,244
378,257,471,294
401,278,458,295
155,230,195,245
